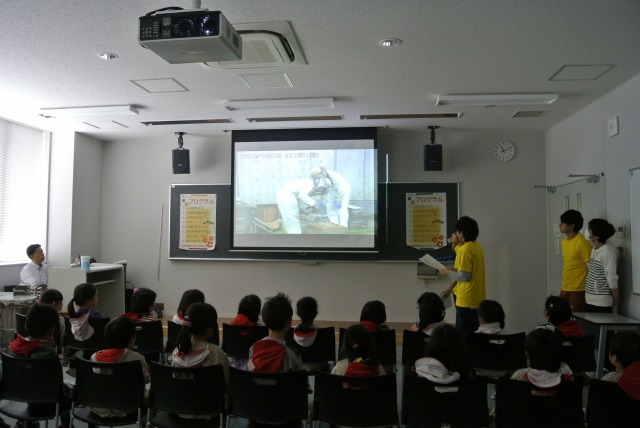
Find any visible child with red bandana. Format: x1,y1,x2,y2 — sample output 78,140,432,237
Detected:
89,316,150,418
127,288,158,322
248,292,302,373
601,331,640,401
229,294,262,370
359,300,388,333
415,324,474,386
332,324,383,377
172,289,205,325
538,295,584,338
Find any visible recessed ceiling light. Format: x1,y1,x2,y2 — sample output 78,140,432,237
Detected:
98,52,119,60
379,38,402,47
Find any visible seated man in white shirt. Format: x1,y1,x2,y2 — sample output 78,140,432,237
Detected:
19,243,48,288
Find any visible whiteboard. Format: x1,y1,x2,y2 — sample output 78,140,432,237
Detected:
630,168,640,294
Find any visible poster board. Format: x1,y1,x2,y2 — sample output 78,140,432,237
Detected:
169,183,458,261
630,168,640,294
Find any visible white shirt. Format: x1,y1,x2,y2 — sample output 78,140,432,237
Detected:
19,261,48,287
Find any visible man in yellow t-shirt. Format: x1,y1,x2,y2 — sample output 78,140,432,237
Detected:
439,216,486,343
559,209,591,312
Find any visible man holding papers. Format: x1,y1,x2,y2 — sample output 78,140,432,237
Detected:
437,216,486,343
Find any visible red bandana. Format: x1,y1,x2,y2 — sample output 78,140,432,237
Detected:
10,335,41,356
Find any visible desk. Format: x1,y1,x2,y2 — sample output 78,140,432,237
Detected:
0,292,36,349
573,312,640,378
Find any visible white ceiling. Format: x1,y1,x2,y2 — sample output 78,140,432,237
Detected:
2,0,640,141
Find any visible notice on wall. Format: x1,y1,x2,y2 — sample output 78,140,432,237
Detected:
179,194,216,250
406,192,447,249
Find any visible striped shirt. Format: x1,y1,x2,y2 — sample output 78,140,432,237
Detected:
585,244,619,307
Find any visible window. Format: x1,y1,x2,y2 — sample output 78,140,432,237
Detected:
0,117,50,262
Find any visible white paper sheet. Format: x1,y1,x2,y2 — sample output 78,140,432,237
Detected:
419,253,446,270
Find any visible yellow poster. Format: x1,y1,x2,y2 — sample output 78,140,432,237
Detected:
179,194,216,250
406,192,447,249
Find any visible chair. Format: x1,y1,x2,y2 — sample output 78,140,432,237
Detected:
166,320,219,354
559,334,596,374
0,352,64,427
221,323,269,360
312,370,398,427
401,372,489,428
132,320,163,360
226,367,308,427
586,379,640,428
70,357,146,428
15,312,27,337
401,329,428,368
147,361,226,428
467,332,526,378
63,316,110,354
286,326,336,371
495,378,583,428
339,327,397,369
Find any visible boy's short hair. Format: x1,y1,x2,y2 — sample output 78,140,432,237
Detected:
238,294,262,324
25,304,59,338
261,292,293,331
588,218,616,243
560,209,584,232
360,300,386,326
455,216,479,241
104,316,136,348
609,331,640,368
545,296,572,326
130,288,157,314
40,288,63,305
296,296,318,324
26,244,41,258
525,328,562,372
478,300,506,329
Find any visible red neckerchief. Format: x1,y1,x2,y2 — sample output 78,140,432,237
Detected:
94,348,126,362
555,320,584,337
251,340,285,373
231,314,254,326
121,313,139,321
177,313,185,321
344,359,380,377
360,320,379,332
619,361,640,401
10,335,41,356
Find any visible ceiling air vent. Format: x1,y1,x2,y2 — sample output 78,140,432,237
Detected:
512,110,548,118
202,21,306,69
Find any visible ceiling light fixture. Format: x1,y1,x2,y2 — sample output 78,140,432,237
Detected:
379,38,402,47
98,52,119,60
436,94,559,107
223,97,335,111
38,105,139,118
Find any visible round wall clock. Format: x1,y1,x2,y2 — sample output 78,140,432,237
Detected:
493,140,515,161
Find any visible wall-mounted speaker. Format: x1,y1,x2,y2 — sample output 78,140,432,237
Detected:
424,144,442,171
172,149,190,174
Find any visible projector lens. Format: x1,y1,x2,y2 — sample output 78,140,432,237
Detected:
172,18,195,37
199,15,218,36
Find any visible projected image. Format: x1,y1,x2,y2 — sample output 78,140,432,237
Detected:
233,139,377,251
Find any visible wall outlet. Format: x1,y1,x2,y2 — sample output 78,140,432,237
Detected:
608,116,619,137
617,226,625,239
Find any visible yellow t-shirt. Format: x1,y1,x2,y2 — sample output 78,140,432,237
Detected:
452,241,486,308
561,233,591,291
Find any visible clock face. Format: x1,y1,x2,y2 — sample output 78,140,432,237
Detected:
493,141,515,161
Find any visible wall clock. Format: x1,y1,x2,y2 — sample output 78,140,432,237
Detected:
493,140,515,161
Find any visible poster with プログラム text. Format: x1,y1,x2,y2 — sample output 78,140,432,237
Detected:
406,192,447,249
179,194,216,250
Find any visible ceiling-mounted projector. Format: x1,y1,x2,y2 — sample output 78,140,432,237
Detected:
139,10,242,64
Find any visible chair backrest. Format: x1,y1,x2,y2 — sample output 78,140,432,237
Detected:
286,326,336,365
401,329,428,366
402,373,489,427
312,370,398,427
467,332,527,372
15,312,27,337
132,320,163,355
586,379,640,428
338,327,397,367
559,334,596,373
73,357,145,409
63,316,110,352
495,378,583,428
227,367,308,423
0,351,62,404
149,361,225,416
221,323,269,359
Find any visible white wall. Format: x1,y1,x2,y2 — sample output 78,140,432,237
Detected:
546,72,640,319
95,128,547,332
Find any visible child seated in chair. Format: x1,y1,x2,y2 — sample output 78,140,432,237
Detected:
332,324,384,377
511,328,573,388
415,324,474,385
410,292,447,336
229,294,262,369
474,299,510,379
9,303,72,428
127,288,158,322
90,316,151,418
359,300,388,332
538,295,584,337
67,282,103,341
39,288,65,349
293,296,328,372
172,289,205,325
248,292,303,373
601,331,640,400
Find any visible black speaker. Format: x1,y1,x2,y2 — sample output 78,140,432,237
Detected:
424,144,442,171
172,149,190,174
